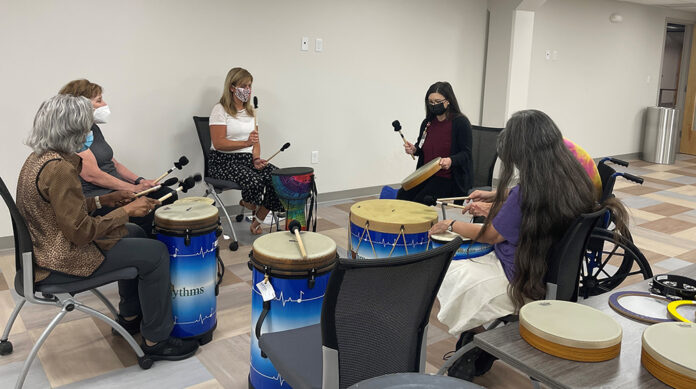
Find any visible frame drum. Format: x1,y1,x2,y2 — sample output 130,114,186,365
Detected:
430,230,493,260
642,322,696,388
349,199,437,259
519,300,622,362
154,202,220,342
401,157,441,191
248,231,337,389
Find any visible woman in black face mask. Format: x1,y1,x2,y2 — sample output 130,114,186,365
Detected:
398,81,473,204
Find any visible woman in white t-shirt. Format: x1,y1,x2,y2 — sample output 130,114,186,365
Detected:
208,67,283,235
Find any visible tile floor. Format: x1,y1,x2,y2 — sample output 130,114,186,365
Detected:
1,154,696,388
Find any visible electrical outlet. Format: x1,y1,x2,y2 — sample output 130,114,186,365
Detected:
301,37,309,51
311,151,319,164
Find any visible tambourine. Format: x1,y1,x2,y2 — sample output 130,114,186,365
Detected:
649,274,696,301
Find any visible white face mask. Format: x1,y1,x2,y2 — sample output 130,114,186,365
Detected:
94,105,111,124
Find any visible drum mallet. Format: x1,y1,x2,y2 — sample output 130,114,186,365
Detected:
253,96,259,131
154,156,189,184
288,220,308,259
392,120,415,160
265,142,291,163
158,174,202,202
134,177,179,197
423,195,468,210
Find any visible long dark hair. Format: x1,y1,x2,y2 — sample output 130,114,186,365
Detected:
477,110,597,309
424,81,464,121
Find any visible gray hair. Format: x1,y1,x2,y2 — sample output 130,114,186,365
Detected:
26,94,93,154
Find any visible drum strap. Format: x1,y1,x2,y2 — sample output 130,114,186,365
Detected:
255,265,272,358
306,178,318,232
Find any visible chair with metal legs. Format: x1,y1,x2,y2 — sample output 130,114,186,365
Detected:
0,177,153,389
193,116,242,250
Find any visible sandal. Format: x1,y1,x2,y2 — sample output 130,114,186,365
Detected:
250,215,264,235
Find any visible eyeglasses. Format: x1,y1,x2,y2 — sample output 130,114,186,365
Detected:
428,99,447,105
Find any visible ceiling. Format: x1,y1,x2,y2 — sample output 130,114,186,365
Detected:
619,0,696,12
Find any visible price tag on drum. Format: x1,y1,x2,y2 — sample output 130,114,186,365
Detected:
256,279,276,302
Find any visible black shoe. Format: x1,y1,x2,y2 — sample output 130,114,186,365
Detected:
112,315,141,337
474,351,497,377
141,337,199,361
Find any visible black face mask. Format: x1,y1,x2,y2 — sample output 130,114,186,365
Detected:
429,102,447,116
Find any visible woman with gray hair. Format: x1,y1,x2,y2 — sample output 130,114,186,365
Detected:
17,94,199,361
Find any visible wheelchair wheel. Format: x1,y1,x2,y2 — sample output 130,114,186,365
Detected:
579,228,653,298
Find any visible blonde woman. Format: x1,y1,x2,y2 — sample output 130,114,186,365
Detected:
208,67,283,235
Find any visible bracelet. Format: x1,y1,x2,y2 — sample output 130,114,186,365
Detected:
94,196,102,209
447,220,456,232
134,177,144,185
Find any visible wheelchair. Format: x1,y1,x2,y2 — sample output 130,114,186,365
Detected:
579,157,654,298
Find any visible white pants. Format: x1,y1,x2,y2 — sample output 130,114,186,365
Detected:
437,251,515,336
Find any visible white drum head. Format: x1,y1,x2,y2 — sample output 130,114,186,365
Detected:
155,202,219,230
253,231,337,269
430,230,471,243
642,322,696,381
520,300,622,349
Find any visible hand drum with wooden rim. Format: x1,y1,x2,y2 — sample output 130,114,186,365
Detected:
519,300,622,362
641,322,696,389
430,230,494,260
348,199,437,259
401,157,441,191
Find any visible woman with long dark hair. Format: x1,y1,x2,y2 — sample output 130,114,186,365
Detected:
398,81,473,203
431,109,599,336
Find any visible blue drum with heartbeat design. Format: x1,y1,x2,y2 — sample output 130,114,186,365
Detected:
349,199,438,258
249,231,337,389
430,230,494,260
154,202,221,342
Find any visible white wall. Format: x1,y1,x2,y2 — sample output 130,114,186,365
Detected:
527,0,696,157
0,0,488,237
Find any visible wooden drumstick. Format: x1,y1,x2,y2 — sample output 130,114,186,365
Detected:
135,185,161,197
288,220,308,259
265,142,291,163
134,177,179,198
157,174,201,202
158,186,184,202
437,196,470,202
423,195,468,209
392,120,416,160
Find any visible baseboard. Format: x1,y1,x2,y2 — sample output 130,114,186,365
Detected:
593,152,641,163
0,236,13,252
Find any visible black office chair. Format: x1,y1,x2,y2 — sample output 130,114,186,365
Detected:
193,116,241,251
437,207,607,378
441,125,502,220
469,125,502,193
0,177,152,389
258,238,463,389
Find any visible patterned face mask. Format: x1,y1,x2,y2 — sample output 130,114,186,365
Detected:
234,87,251,102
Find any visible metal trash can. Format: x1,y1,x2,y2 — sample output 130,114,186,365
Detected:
642,106,679,164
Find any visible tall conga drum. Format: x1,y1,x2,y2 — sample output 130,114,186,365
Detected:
248,231,337,389
154,202,221,344
271,167,316,231
349,199,437,259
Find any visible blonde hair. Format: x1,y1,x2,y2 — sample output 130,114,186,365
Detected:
59,79,102,99
219,67,254,117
